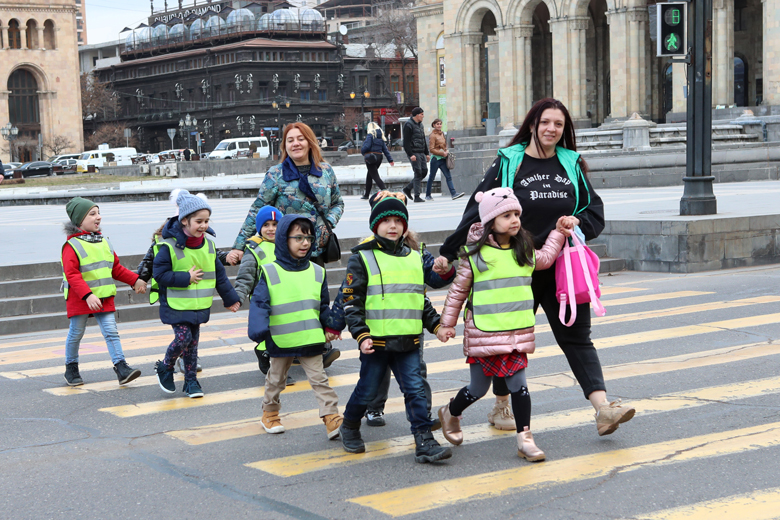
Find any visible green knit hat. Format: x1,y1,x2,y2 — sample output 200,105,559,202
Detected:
369,192,408,234
66,197,97,227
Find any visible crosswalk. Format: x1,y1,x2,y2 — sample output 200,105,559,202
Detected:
2,270,780,518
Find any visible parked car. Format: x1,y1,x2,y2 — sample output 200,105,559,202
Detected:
12,161,55,178
48,153,81,164
2,164,15,179
337,140,356,151
55,159,78,174
390,138,404,150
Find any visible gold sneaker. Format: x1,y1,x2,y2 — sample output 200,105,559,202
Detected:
595,400,636,436
262,410,285,434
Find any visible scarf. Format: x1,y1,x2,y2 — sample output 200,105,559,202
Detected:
77,232,103,243
281,154,322,203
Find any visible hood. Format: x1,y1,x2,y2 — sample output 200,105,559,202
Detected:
273,214,313,271
161,217,216,249
63,222,85,237
467,222,500,248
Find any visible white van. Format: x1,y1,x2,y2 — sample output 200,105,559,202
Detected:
208,136,270,160
76,147,138,172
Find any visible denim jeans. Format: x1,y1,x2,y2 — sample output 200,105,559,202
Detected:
427,157,457,197
367,333,432,417
65,312,125,365
344,348,433,434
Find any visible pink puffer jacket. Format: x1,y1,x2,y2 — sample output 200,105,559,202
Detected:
439,223,565,357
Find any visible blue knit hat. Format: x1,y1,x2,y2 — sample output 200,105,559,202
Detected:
175,189,211,221
256,205,283,234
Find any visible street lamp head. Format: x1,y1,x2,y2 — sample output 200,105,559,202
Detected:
179,119,184,127
285,101,290,108
364,91,370,99
350,92,356,99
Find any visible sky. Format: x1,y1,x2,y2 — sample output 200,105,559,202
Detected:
85,0,162,45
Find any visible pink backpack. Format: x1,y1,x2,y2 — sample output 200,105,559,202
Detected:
555,234,606,326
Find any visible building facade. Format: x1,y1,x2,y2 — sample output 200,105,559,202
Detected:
0,0,83,162
414,0,770,135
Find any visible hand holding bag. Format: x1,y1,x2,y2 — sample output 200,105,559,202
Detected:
316,206,341,264
555,233,605,326
445,151,455,170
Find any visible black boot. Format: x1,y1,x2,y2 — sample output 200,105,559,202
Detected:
414,431,452,464
339,421,365,454
63,362,83,386
113,360,141,385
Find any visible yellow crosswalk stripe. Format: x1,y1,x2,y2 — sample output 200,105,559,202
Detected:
348,421,780,516
636,487,780,519
165,340,780,444
427,286,651,304
248,373,780,477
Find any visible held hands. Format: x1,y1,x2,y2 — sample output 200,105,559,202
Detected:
433,255,451,275
86,294,103,311
360,339,374,354
188,266,204,284
225,249,244,266
227,302,240,312
133,279,147,294
436,327,456,343
325,332,341,342
556,216,580,237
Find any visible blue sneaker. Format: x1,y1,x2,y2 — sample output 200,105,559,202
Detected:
155,360,175,394
183,379,204,398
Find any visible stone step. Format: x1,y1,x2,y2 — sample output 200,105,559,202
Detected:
599,257,626,274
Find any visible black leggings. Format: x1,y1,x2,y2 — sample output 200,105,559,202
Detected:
363,156,386,196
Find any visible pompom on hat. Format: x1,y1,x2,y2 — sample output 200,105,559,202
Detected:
172,189,211,221
369,191,409,235
475,187,522,225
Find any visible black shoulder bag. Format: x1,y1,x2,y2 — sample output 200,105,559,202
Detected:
316,206,341,263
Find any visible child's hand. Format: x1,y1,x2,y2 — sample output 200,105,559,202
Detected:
225,249,244,265
86,294,103,311
228,302,240,312
133,279,147,294
360,339,374,354
325,332,341,342
189,266,204,284
433,255,450,275
436,327,456,342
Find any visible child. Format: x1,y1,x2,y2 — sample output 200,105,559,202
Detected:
327,191,456,428
61,197,147,386
153,190,240,398
248,214,343,440
339,192,452,464
436,188,570,462
136,189,233,374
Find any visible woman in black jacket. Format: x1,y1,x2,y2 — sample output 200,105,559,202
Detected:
360,122,395,199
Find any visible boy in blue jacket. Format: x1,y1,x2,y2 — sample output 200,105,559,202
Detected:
248,214,343,440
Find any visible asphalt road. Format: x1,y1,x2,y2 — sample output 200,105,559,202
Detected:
2,266,780,519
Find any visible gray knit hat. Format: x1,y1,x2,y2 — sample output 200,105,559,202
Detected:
175,189,212,221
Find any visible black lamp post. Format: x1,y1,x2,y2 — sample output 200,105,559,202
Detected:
272,96,291,158
178,113,197,151
350,89,370,142
1,123,20,162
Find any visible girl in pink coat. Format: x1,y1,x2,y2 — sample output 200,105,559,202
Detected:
436,187,574,461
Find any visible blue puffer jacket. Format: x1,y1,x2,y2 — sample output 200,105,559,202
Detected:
360,131,394,162
153,218,239,326
248,214,331,357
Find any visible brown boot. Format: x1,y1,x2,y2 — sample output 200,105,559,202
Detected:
517,427,545,462
595,400,636,436
323,414,343,440
261,410,284,434
437,401,463,446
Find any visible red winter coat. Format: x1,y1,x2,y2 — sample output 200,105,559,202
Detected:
62,228,139,319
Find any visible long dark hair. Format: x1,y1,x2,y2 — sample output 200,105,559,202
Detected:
459,217,535,268
508,98,589,176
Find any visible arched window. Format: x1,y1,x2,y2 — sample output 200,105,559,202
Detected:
26,19,38,49
734,56,747,107
43,20,56,49
8,69,40,124
8,19,21,49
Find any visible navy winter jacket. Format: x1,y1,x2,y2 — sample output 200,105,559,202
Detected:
152,218,239,326
248,214,331,357
360,131,394,162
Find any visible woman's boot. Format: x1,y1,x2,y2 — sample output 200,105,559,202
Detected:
517,427,545,462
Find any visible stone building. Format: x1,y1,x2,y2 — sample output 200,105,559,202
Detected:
414,0,771,136
0,0,83,162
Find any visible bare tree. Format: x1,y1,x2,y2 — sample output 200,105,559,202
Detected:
84,123,136,151
43,134,76,157
332,111,362,141
81,73,119,120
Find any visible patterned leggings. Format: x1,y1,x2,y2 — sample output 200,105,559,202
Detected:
163,323,200,381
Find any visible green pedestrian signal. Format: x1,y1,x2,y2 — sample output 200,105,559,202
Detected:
657,3,687,56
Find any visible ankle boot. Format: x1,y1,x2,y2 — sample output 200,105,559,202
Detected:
437,401,463,446
113,360,141,385
517,427,545,462
413,431,452,464
63,362,83,386
339,422,365,453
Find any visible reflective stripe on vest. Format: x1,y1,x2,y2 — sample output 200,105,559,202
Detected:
160,236,217,311
149,236,162,304
61,237,117,300
246,240,276,302
262,262,325,349
359,249,424,337
466,245,535,332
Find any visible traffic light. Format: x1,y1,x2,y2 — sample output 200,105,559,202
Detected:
657,3,686,56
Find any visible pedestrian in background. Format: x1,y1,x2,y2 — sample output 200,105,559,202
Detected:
153,190,240,398
248,214,343,439
436,188,570,461
360,122,395,200
61,197,147,387
426,118,464,201
402,107,430,203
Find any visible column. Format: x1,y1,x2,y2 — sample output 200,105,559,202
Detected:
673,63,686,113
1,26,8,49
549,18,570,108
524,31,533,115
713,0,734,106
636,10,648,115
472,39,481,127
515,24,534,121
444,33,467,131
20,27,27,49
497,27,515,127
37,27,44,49
607,8,629,118
627,8,647,114
763,0,780,105
569,17,589,121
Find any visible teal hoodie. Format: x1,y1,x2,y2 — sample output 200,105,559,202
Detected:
496,143,591,216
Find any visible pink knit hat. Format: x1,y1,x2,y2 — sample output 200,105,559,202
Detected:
475,187,522,224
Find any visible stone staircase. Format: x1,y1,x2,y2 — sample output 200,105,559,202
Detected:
0,233,625,336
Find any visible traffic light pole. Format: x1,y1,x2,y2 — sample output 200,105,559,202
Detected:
680,0,717,215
